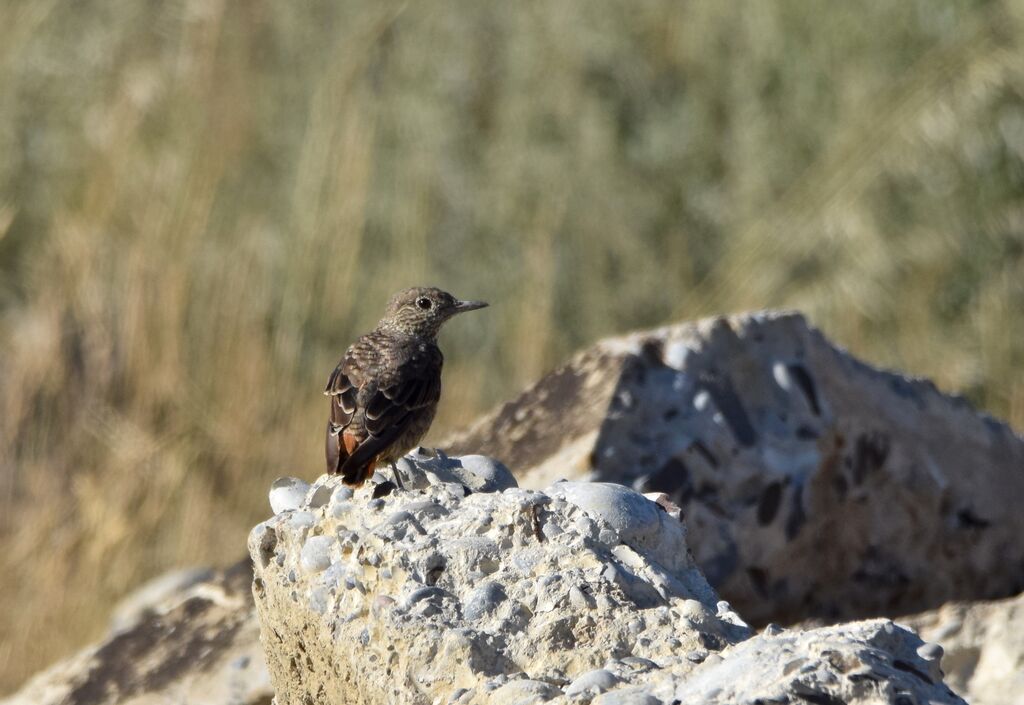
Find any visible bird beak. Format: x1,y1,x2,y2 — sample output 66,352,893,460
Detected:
454,299,488,313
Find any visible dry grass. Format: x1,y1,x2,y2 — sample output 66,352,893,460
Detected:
1,0,1023,692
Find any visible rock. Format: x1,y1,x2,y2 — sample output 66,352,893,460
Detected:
249,463,968,705
286,511,315,532
5,314,1015,704
645,619,966,704
393,449,519,493
299,535,334,573
459,455,519,492
592,693,661,705
548,483,661,551
568,620,966,704
107,566,214,631
463,582,508,621
485,679,562,704
269,477,310,514
0,561,270,705
902,591,1024,705
564,668,619,696
249,465,741,705
305,482,333,509
444,311,1024,624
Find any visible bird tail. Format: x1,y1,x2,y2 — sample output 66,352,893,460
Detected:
342,457,376,487
335,430,377,486
327,426,380,487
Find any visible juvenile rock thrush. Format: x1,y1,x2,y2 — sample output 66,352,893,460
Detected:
324,287,487,486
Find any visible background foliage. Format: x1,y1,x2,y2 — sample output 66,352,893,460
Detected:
1,0,1023,691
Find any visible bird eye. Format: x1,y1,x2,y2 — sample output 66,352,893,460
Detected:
416,297,432,310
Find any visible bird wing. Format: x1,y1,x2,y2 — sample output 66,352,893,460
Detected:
324,360,356,478
324,337,441,485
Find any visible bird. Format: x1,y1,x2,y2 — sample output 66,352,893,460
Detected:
324,286,488,487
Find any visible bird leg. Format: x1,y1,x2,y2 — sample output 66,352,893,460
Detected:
390,461,406,491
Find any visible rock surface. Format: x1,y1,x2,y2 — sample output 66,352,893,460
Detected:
6,311,1020,704
903,591,1024,705
445,311,1024,625
249,456,966,705
249,460,745,704
0,561,270,705
600,620,963,705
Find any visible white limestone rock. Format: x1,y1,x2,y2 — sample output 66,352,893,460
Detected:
392,448,518,493
248,456,966,705
249,459,741,705
269,477,310,515
585,620,964,705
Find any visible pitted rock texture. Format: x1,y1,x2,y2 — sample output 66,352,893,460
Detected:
590,620,965,705
903,591,1024,705
249,459,967,705
392,449,519,494
248,457,747,705
445,311,1024,624
0,561,270,705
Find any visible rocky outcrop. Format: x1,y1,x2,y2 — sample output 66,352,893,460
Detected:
249,457,743,704
903,591,1024,705
0,561,270,705
445,311,1024,625
7,311,1022,704
249,456,964,705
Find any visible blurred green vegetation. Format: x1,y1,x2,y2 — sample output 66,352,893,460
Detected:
1,0,1023,692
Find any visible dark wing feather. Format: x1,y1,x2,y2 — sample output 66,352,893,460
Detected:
323,342,372,473
381,377,421,407
337,356,441,484
325,366,356,422
325,336,442,485
323,349,366,476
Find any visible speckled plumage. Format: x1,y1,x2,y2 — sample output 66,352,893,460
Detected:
324,287,487,486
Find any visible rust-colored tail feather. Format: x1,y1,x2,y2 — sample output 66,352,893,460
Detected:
338,429,376,486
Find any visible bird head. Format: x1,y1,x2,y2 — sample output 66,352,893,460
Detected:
378,286,488,339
